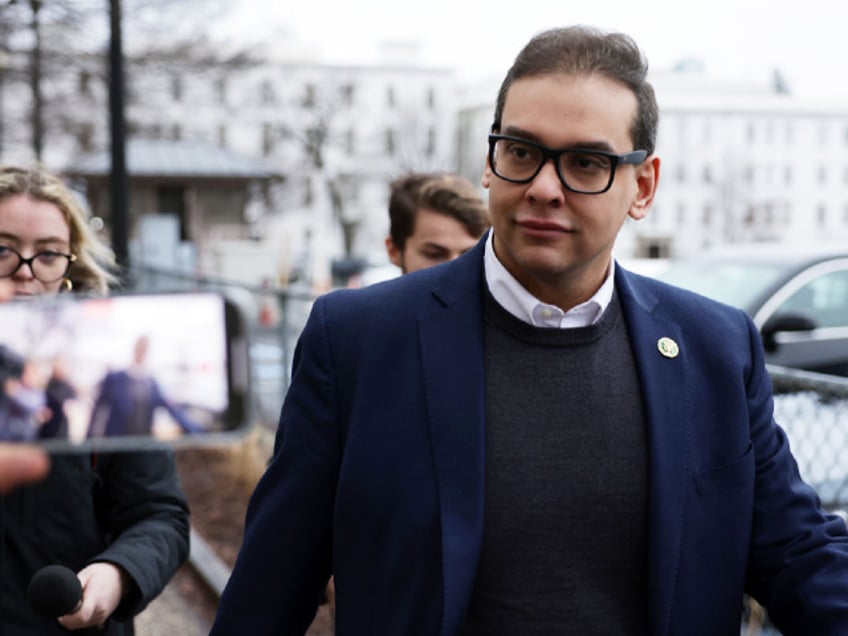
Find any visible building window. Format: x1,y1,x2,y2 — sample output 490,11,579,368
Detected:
262,123,274,157
386,86,396,108
303,176,313,206
77,122,94,152
340,84,355,107
171,75,183,102
702,165,713,183
157,186,188,240
764,204,774,227
385,128,396,155
260,80,275,105
702,204,713,226
79,71,91,97
345,129,355,156
818,166,828,184
303,83,316,108
426,127,436,158
215,78,227,105
818,204,827,227
746,122,756,143
676,203,686,224
427,87,436,110
676,164,686,183
218,124,228,148
172,123,182,140
784,166,793,185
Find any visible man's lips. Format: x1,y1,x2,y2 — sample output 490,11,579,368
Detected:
515,219,573,234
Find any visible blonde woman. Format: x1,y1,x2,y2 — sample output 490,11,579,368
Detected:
0,165,189,635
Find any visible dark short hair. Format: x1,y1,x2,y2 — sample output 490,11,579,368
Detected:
492,25,659,155
388,172,490,250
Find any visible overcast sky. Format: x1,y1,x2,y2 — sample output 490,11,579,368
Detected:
214,0,848,100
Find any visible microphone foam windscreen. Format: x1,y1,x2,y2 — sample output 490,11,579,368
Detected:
27,564,82,617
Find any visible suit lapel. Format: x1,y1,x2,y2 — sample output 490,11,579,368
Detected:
419,242,487,636
616,268,691,636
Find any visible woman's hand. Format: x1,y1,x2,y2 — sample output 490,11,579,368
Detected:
57,562,128,631
0,444,49,493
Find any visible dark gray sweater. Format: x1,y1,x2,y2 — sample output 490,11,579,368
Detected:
462,289,650,635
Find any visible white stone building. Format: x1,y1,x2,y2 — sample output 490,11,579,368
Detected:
0,49,458,287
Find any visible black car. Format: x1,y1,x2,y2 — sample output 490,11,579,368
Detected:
656,243,848,376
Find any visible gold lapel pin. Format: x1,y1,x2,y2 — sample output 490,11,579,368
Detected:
657,337,679,359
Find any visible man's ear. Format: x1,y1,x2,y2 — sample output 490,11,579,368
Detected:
385,236,403,268
628,155,661,221
481,155,493,189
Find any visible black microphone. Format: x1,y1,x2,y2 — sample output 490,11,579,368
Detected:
27,564,83,617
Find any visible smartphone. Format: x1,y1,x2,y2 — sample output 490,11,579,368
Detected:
0,290,252,451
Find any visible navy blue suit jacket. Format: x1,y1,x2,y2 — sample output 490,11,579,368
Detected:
88,370,202,437
213,237,848,635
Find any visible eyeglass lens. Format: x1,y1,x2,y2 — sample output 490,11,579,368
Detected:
0,247,72,282
492,138,614,193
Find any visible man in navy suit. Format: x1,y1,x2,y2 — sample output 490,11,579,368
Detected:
212,26,848,635
88,335,203,438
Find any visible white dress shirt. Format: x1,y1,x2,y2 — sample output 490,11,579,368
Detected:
483,231,615,329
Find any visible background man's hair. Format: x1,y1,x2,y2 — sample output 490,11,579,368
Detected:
388,172,490,250
492,25,659,155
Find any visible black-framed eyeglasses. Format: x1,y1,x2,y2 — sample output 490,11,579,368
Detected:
488,134,648,195
0,245,76,283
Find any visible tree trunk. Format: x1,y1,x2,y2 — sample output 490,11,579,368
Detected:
29,0,43,161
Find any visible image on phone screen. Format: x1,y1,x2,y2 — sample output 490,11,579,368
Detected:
0,291,250,449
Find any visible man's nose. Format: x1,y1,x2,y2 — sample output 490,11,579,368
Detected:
527,158,566,201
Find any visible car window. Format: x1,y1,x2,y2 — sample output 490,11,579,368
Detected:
776,269,848,328
658,260,787,311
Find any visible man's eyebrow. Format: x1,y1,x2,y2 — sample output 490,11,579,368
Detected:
501,126,616,153
418,242,451,252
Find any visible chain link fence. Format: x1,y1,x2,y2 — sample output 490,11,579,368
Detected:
768,364,848,512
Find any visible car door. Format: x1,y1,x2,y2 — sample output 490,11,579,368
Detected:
753,260,848,376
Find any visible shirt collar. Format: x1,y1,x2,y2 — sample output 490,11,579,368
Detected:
483,231,615,329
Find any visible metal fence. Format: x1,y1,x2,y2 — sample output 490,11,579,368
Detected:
768,364,848,512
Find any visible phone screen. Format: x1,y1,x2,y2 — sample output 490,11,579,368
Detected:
0,291,251,450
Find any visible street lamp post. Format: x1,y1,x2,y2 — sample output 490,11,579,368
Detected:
108,0,129,277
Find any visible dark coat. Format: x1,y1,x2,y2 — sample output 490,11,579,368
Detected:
0,449,190,635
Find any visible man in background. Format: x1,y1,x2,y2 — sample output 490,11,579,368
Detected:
385,172,490,274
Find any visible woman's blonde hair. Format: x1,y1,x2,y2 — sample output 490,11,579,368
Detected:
0,165,118,293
